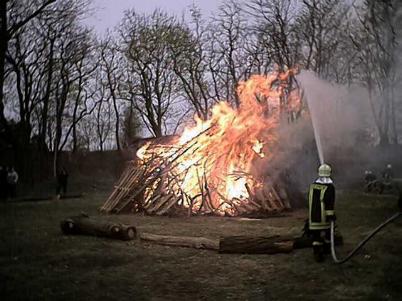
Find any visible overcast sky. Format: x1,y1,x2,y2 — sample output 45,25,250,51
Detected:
84,0,222,35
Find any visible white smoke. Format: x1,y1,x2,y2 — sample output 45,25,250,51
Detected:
297,70,375,165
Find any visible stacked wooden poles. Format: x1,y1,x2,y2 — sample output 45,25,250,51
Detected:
100,126,293,216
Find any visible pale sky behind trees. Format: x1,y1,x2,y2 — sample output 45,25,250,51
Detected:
84,0,221,34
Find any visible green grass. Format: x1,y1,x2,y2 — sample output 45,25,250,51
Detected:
1,189,402,300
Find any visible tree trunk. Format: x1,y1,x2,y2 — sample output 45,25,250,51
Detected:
112,96,121,150
0,1,9,135
389,84,397,144
379,132,389,146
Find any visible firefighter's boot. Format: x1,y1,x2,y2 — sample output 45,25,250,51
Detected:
313,244,324,262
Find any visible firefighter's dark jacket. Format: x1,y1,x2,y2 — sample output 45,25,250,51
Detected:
308,181,335,230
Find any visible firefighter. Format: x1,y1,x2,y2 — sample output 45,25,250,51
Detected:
364,170,378,193
7,166,19,199
382,164,393,184
364,170,376,184
0,165,7,201
308,163,336,262
56,166,69,199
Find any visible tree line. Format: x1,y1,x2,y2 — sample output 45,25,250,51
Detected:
0,0,400,180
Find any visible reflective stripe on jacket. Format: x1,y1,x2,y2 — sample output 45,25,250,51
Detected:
308,183,335,230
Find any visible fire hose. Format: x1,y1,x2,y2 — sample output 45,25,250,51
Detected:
330,211,402,264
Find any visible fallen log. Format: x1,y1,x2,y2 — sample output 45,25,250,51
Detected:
139,232,219,250
219,235,294,254
60,214,136,241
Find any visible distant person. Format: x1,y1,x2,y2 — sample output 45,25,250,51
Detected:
0,165,7,200
308,163,336,262
381,164,394,193
56,166,69,199
364,170,376,184
7,167,19,199
364,170,382,193
395,180,402,211
382,164,393,184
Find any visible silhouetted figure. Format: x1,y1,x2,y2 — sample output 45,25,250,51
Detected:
0,165,7,200
382,164,393,184
396,183,402,211
56,167,69,199
364,170,376,184
7,167,19,199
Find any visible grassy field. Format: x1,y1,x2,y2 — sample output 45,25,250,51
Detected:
1,187,402,301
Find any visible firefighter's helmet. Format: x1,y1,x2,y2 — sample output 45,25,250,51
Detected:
318,164,332,177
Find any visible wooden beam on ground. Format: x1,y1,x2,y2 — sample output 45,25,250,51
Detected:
219,235,294,254
139,232,219,250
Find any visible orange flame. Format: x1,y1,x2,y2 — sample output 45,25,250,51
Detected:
137,70,300,215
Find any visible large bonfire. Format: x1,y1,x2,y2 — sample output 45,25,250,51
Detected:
101,69,303,216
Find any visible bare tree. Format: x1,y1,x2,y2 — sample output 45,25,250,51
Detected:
120,10,183,137
3,0,93,178
120,103,141,148
95,97,112,152
0,0,56,140
352,0,402,145
20,0,93,174
99,35,124,149
169,6,212,120
248,0,300,71
60,31,98,153
208,0,251,107
296,0,352,80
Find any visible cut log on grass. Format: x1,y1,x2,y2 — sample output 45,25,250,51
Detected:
219,235,294,254
60,215,136,241
139,232,219,250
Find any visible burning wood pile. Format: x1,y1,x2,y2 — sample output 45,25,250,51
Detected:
100,70,302,217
